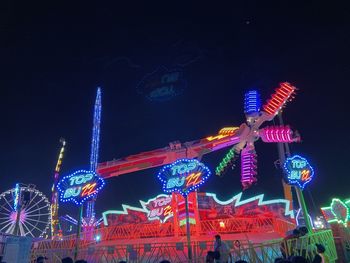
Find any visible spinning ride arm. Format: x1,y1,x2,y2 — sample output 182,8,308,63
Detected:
97,126,247,179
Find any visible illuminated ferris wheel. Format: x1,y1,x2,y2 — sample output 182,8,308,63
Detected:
0,184,51,238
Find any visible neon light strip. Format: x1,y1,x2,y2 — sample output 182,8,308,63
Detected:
205,192,294,218
260,126,296,143
90,87,102,172
51,139,66,238
215,147,236,176
240,146,257,189
13,183,19,211
263,82,296,115
295,208,314,228
218,127,239,136
244,90,261,114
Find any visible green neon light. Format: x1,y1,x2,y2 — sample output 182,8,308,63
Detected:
102,192,295,226
205,192,294,218
179,218,196,226
327,219,338,223
215,148,235,176
330,198,349,226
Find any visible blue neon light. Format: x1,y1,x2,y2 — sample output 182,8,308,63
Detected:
57,170,105,206
283,155,314,189
244,90,261,115
157,158,211,197
13,183,20,211
90,87,102,172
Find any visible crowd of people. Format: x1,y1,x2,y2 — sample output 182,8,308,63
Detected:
204,233,329,263
32,231,329,263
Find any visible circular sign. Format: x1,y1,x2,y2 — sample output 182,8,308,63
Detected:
57,170,105,205
157,159,211,196
283,155,314,189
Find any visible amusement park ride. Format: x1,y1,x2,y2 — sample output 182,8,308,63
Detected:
55,82,300,239
3,83,340,263
97,82,299,193
0,82,300,240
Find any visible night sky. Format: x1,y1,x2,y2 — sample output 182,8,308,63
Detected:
1,2,349,219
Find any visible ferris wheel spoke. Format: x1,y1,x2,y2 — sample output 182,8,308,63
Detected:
7,223,16,234
2,221,14,232
26,212,51,217
0,211,11,216
0,218,14,226
23,219,44,233
26,218,49,225
25,204,49,215
2,196,14,212
25,199,45,212
19,222,25,236
28,199,45,211
0,217,11,220
0,205,12,213
25,191,39,208
22,221,35,237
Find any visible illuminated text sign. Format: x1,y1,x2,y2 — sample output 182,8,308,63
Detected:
284,155,314,189
157,159,211,196
142,194,173,223
57,170,105,205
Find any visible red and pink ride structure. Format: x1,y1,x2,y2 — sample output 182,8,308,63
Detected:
90,82,300,243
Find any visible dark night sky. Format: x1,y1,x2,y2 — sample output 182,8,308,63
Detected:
1,2,349,218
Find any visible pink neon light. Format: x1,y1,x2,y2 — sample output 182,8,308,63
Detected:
263,82,296,115
260,126,298,143
240,146,257,189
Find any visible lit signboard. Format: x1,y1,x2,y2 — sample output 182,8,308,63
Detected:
157,159,211,196
284,155,314,189
141,194,173,223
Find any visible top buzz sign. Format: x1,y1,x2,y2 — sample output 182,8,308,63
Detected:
284,155,314,189
157,159,211,196
57,170,105,206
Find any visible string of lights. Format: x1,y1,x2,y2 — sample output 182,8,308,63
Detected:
51,139,66,238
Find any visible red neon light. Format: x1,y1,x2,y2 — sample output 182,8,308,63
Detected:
185,172,202,187
263,82,296,115
81,183,97,197
301,170,310,181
